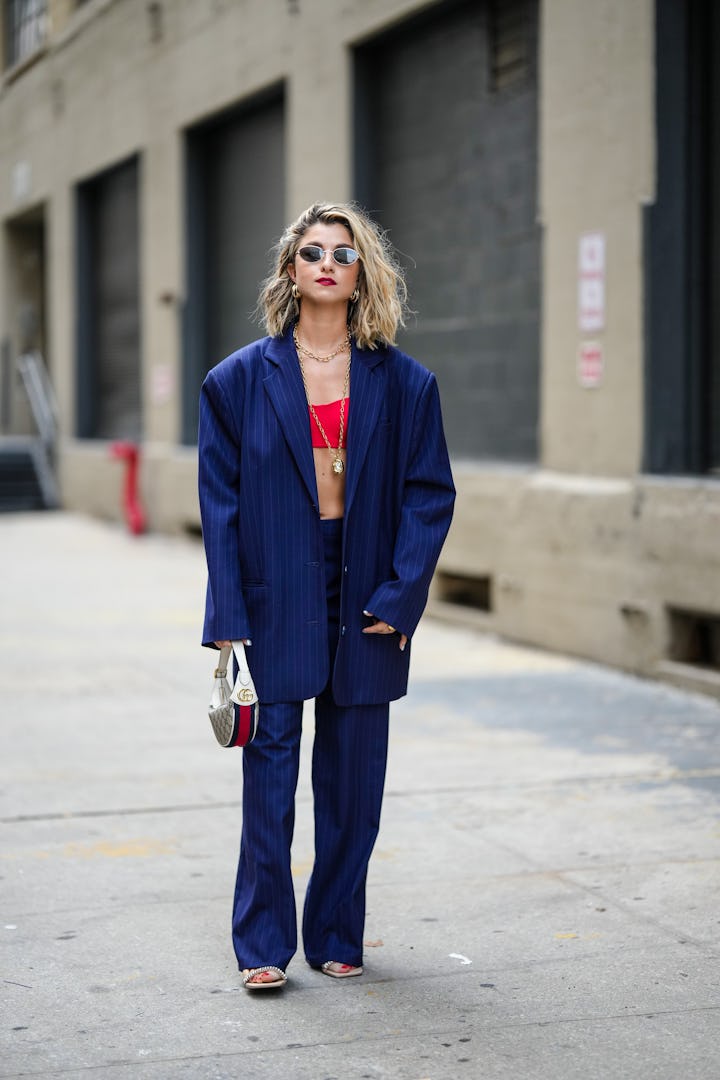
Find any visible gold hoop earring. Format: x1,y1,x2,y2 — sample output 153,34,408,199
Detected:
350,288,359,303
291,283,300,300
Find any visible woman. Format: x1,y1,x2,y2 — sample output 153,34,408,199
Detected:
199,202,455,990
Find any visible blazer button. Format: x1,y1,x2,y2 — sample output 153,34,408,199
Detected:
341,625,346,636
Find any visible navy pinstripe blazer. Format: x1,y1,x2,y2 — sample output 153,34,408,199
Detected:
198,326,455,706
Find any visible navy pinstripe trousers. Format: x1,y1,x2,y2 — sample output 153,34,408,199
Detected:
232,518,390,971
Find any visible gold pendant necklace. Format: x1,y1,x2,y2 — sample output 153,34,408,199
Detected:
297,350,351,475
293,327,350,364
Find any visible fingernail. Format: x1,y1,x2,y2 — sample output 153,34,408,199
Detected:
400,643,405,651
363,610,371,616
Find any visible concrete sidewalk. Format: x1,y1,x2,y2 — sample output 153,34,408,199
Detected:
1,512,719,1080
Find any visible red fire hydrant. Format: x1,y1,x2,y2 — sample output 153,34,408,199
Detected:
110,441,146,535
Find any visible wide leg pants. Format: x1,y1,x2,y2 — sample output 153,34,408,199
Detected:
231,518,390,972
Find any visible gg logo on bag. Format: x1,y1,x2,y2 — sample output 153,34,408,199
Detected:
238,687,255,703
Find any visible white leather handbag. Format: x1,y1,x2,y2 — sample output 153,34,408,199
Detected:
208,641,259,748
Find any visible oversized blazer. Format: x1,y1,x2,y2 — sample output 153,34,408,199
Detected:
198,325,455,706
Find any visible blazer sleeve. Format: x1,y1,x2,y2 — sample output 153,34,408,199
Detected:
198,367,251,648
364,371,455,638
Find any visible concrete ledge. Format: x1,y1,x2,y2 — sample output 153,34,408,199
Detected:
653,659,720,702
424,598,495,635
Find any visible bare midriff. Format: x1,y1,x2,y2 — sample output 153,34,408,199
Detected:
307,398,348,520
314,446,346,519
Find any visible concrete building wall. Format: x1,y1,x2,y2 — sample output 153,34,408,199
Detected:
540,0,653,479
439,0,720,700
1,0,719,698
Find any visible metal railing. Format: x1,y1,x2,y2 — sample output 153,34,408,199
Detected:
10,349,59,507
4,0,47,69
16,349,57,451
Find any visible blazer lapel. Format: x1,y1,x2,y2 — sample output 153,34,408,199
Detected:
345,342,385,518
263,330,318,507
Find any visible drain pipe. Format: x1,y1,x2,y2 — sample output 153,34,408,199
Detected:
110,441,146,535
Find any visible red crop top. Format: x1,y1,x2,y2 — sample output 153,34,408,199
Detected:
309,398,350,449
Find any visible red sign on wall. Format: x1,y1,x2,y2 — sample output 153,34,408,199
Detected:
578,341,603,388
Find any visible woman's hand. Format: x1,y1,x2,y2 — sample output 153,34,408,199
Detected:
214,640,251,648
362,612,407,651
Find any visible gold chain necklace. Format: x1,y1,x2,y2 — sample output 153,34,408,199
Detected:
293,326,350,364
297,352,351,476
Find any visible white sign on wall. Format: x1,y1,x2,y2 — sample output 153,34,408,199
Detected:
12,161,32,203
578,232,605,333
151,364,174,405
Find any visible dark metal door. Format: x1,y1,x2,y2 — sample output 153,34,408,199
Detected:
77,157,141,440
645,0,720,475
184,93,285,443
355,0,540,461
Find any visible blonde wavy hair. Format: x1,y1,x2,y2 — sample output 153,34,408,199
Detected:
257,202,408,350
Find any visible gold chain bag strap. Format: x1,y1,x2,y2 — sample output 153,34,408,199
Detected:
208,641,259,747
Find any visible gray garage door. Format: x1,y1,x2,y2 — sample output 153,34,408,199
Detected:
355,0,540,460
184,92,285,443
76,157,141,440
